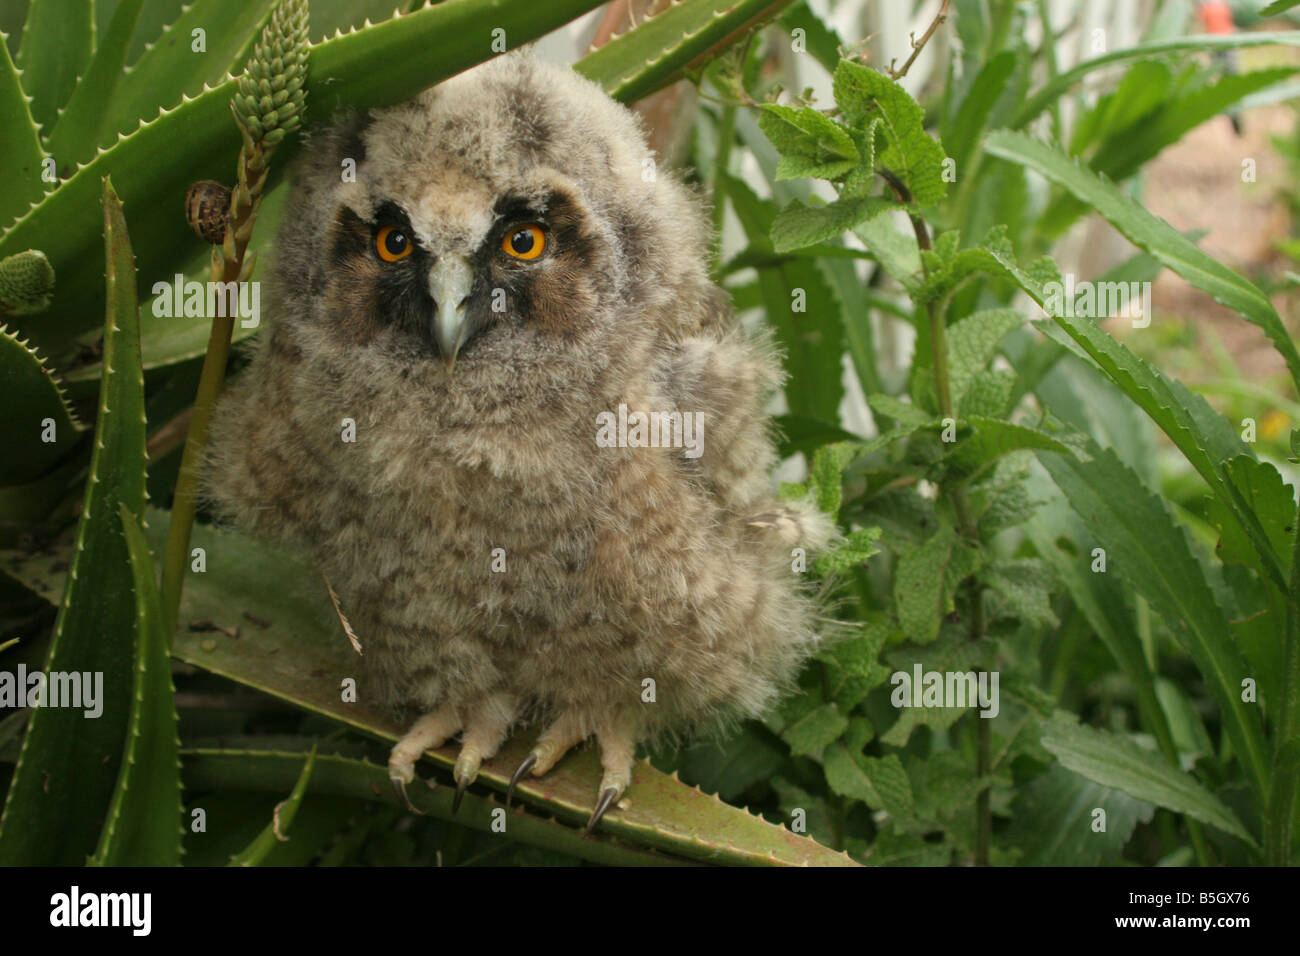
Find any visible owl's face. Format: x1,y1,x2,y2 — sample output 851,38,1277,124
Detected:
274,54,714,384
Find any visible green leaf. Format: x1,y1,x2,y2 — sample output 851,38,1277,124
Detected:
1263,0,1300,14
946,308,1024,413
670,725,788,802
1205,456,1297,580
943,50,1016,176
724,174,845,421
778,1,844,72
808,441,854,514
852,213,921,293
0,324,83,485
813,526,882,575
1042,716,1257,847
184,744,694,867
1005,764,1154,866
91,1,278,160
983,558,1059,628
227,746,316,866
1039,445,1270,800
575,0,795,103
985,130,1300,396
1043,68,1299,236
15,0,92,133
0,27,46,230
893,524,982,644
824,746,915,820
43,0,146,166
832,59,948,206
0,178,146,865
758,103,858,181
1013,31,1300,128
942,417,1080,480
88,505,183,866
1024,486,1180,766
958,212,1289,594
779,695,848,757
771,196,896,253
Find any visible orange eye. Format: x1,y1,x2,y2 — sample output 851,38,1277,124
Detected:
376,225,413,262
503,223,546,260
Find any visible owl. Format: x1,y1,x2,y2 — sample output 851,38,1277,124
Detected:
204,53,834,831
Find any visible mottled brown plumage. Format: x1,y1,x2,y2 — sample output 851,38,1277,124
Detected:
204,53,833,824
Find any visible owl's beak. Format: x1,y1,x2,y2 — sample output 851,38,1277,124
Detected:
428,254,474,370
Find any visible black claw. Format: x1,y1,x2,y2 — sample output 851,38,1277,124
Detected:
451,777,469,815
391,777,423,815
585,787,620,836
507,752,538,808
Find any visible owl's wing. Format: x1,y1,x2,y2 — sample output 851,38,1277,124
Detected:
653,323,784,512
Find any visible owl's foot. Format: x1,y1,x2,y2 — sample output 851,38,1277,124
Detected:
387,694,516,813
506,709,637,834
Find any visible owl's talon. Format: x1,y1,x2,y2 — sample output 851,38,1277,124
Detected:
585,786,622,836
390,775,425,815
451,776,470,815
506,752,538,807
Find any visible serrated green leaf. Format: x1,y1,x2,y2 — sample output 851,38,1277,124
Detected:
575,0,795,103
953,209,1289,595
866,392,931,428
1042,716,1257,847
894,524,981,644
670,725,787,802
16,0,92,134
852,212,921,293
0,178,146,865
946,308,1023,413
1206,456,1297,580
227,746,316,866
983,558,1059,628
89,504,183,866
758,102,858,181
943,50,1016,176
780,695,849,757
1039,445,1269,800
832,59,948,206
986,130,1300,396
813,526,882,575
770,196,896,252
0,324,83,484
1005,764,1154,866
943,417,1080,478
0,27,46,230
43,0,146,166
824,745,914,819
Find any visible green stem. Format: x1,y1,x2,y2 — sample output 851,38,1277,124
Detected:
159,314,236,641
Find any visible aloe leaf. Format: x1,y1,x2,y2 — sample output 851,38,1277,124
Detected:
4,512,857,867
575,0,794,103
1013,31,1300,128
1039,445,1270,803
95,0,277,156
185,745,696,867
0,0,607,359
15,0,93,133
0,324,84,485
43,0,147,167
226,746,315,866
0,178,147,865
0,29,46,229
88,504,183,866
1042,715,1257,848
